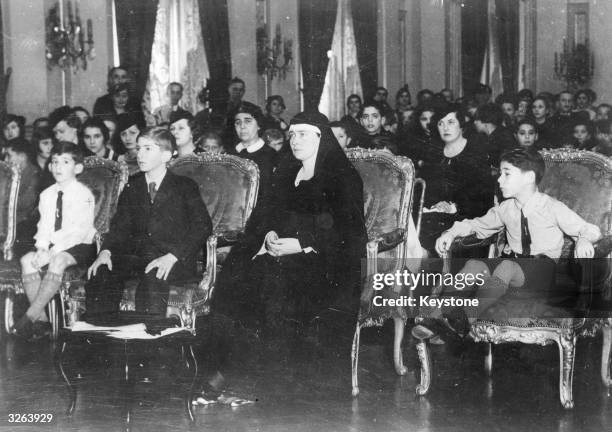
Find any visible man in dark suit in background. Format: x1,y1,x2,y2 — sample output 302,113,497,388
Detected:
86,126,212,315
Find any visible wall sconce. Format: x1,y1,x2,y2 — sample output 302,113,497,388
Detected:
257,23,293,81
46,0,95,71
554,38,594,89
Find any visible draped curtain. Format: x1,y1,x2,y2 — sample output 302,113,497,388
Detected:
351,0,377,100
318,0,362,121
198,0,231,113
299,0,337,112
480,0,503,97
143,0,209,121
115,0,158,104
495,0,519,93
461,0,488,97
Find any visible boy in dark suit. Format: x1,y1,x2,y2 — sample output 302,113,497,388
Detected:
86,126,212,315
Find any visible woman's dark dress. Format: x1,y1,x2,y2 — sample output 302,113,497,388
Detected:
419,137,494,254
214,129,367,329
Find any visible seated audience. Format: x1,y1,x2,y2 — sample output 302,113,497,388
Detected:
116,112,146,175
570,118,597,150
495,93,517,129
400,104,442,173
261,95,289,134
81,117,119,160
596,103,611,121
153,82,190,125
71,106,90,124
594,119,612,156
14,142,97,339
417,89,435,106
49,106,81,144
530,96,554,146
32,117,50,134
440,88,454,104
263,128,286,153
514,119,539,149
340,94,363,134
329,121,352,150
5,138,42,256
358,101,394,149
474,103,518,169
199,131,225,154
169,111,202,157
86,127,211,315
230,102,276,205
213,111,367,331
3,114,26,143
93,66,139,116
574,89,596,120
419,104,493,254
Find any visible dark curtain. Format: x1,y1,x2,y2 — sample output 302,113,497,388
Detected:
0,1,5,118
496,0,519,93
298,0,337,112
115,0,158,104
198,0,232,113
351,0,377,100
461,0,488,98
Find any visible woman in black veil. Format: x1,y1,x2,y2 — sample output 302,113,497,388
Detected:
213,111,367,332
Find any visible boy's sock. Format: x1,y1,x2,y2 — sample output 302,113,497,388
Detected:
25,272,62,322
21,272,47,321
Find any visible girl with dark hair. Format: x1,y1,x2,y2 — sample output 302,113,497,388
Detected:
214,111,367,331
419,104,494,255
261,95,289,133
3,114,26,142
530,96,554,147
81,117,118,160
116,112,146,175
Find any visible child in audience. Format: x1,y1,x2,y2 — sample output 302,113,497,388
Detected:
262,128,286,153
49,106,81,144
414,149,601,340
594,119,612,156
14,142,97,339
31,127,55,189
571,119,597,150
81,117,119,160
199,131,225,154
596,103,611,122
4,138,42,256
514,119,539,149
330,121,352,150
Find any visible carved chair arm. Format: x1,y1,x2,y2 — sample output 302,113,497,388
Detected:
593,235,612,258
366,228,407,277
449,233,500,254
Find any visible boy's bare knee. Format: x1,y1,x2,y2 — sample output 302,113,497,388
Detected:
493,260,524,287
460,259,489,277
48,253,74,274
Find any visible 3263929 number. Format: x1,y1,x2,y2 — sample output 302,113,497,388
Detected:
6,413,54,424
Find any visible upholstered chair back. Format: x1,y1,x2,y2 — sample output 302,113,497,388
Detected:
345,148,416,241
539,149,612,254
77,157,128,239
0,162,20,261
169,154,259,235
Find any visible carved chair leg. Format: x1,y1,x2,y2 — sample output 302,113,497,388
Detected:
557,332,576,409
48,298,58,340
4,292,14,334
351,322,362,396
416,340,432,396
601,326,612,387
484,343,493,376
393,317,408,375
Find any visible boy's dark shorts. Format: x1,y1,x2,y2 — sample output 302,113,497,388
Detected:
35,243,98,268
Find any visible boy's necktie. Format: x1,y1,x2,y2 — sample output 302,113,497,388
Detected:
149,182,157,203
520,209,531,256
55,191,63,231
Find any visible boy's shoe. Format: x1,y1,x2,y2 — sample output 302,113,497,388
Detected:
31,321,52,340
12,315,34,340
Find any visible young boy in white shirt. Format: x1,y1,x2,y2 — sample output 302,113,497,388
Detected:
414,148,601,340
14,142,96,339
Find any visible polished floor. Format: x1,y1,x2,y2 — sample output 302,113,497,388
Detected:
0,311,611,432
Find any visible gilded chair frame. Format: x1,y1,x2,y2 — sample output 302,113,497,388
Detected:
0,162,20,334
415,149,612,409
161,153,260,331
346,148,425,396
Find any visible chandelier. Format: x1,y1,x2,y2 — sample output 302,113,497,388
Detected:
554,38,594,89
257,23,293,81
45,1,95,71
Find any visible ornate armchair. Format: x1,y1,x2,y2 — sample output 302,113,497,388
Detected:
118,154,259,333
0,162,20,334
414,149,612,409
346,148,425,396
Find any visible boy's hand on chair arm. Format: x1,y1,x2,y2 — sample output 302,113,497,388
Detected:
574,237,595,258
145,253,178,280
88,250,112,279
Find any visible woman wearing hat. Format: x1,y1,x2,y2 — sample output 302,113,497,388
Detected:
214,111,367,333
116,112,146,175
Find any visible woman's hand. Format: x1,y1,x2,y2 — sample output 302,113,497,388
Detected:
267,238,302,257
